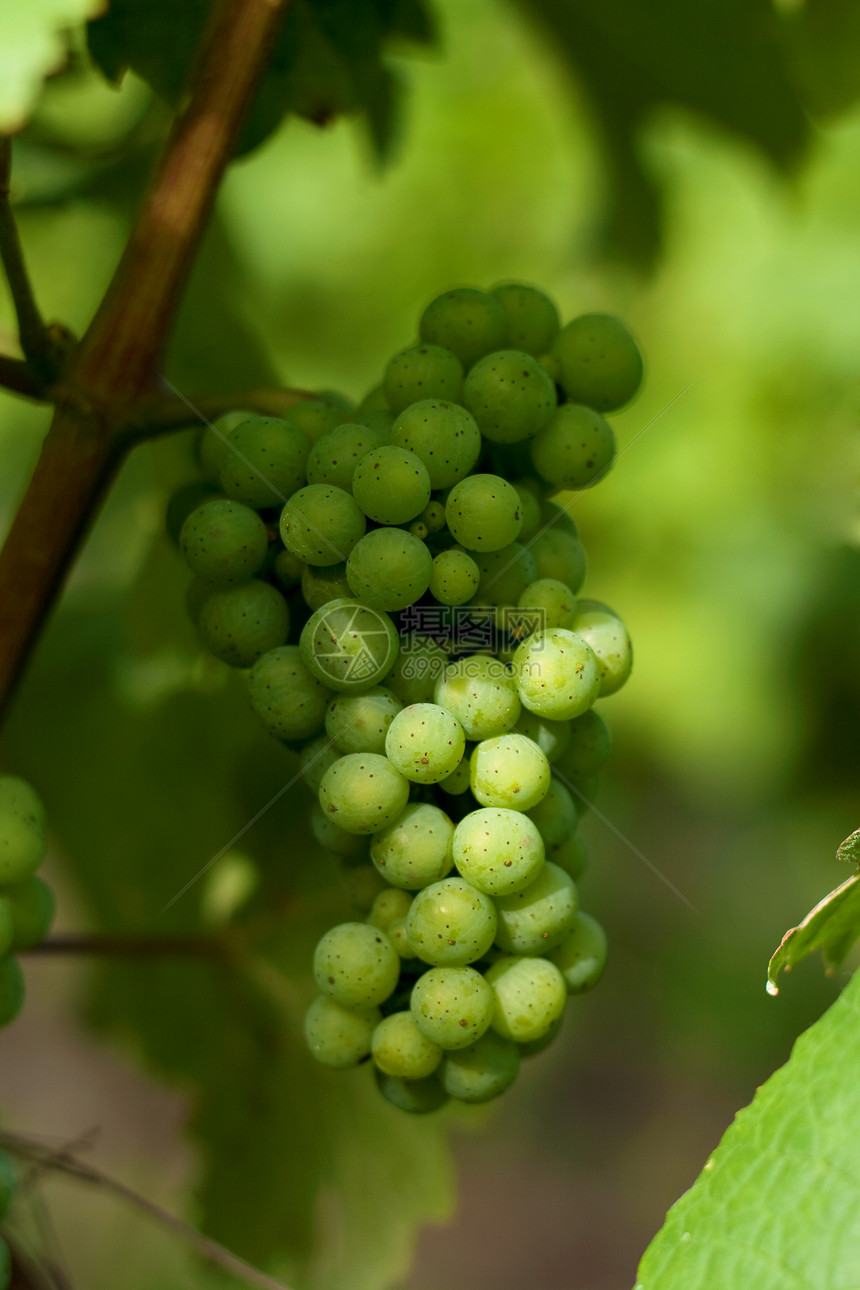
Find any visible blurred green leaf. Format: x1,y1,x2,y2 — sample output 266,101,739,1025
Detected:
837,828,860,866
768,872,860,992
779,0,860,118
0,0,104,132
636,967,860,1289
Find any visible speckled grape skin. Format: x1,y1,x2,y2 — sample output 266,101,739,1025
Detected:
569,600,633,697
0,778,46,885
469,734,551,811
485,955,567,1043
300,735,342,795
218,417,309,507
384,703,466,784
318,753,409,834
441,1030,521,1103
452,807,545,896
474,544,537,610
325,687,402,755
301,562,352,612
551,312,643,411
530,403,616,491
180,498,268,584
390,399,482,489
410,964,495,1050
248,645,330,741
406,877,497,967
515,578,578,636
549,911,608,992
493,862,578,956
304,995,381,1068
280,484,366,566
352,446,432,525
374,1068,449,1114
530,528,587,593
385,636,449,706
463,349,557,444
367,887,413,932
300,598,400,693
370,803,454,890
419,287,508,370
445,474,523,552
199,581,290,668
491,283,560,356
514,711,571,764
346,529,434,612
312,921,400,1008
513,628,601,721
430,549,480,606
526,778,578,849
306,423,385,491
383,345,465,416
434,656,521,740
388,917,417,959
372,1011,443,1078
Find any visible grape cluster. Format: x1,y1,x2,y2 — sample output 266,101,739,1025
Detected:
0,776,55,1035
171,284,640,1112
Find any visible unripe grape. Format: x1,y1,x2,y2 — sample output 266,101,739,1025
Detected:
199,581,289,668
367,887,413,932
300,735,341,795
318,753,409,834
339,861,388,911
434,656,521,741
248,645,330,740
493,862,578,955
445,474,523,552
526,778,578,848
180,499,268,585
530,528,587,592
469,734,551,811
305,995,380,1068
437,755,472,796
464,350,557,444
514,711,571,763
284,395,351,444
352,446,432,525
375,1068,449,1114
441,1030,520,1102
513,578,578,638
419,287,507,369
549,833,589,882
549,911,608,992
280,484,366,566
552,312,643,411
313,922,400,1008
385,636,449,706
491,283,560,356
453,807,545,896
370,803,454,890
570,600,633,697
406,877,497,966
410,964,494,1049
307,423,385,492
346,529,433,612
325,687,402,755
385,703,466,785
383,344,464,414
421,500,447,533
310,805,369,859
485,955,567,1044
530,403,616,491
218,416,309,506
513,628,601,720
511,479,543,543
301,562,351,611
372,1011,443,1079
561,709,612,773
390,399,482,489
474,544,537,610
300,598,400,693
0,777,46,886
430,549,480,606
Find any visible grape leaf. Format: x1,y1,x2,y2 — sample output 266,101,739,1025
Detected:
837,828,860,866
767,873,860,993
0,0,105,131
635,967,860,1290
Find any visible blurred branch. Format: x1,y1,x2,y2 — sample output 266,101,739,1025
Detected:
0,138,56,382
0,1132,294,1290
123,384,311,443
0,352,45,399
20,931,228,958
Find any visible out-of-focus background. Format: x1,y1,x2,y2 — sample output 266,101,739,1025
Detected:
0,1,858,1287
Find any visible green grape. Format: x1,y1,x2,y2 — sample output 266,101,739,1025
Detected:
180,498,268,584
434,655,521,740
512,578,578,640
410,520,429,541
301,561,352,611
346,529,433,612
218,416,309,506
280,484,366,566
0,902,12,957
539,351,562,383
542,498,578,537
0,777,46,885
248,645,330,740
368,888,413,934
313,921,400,1008
300,734,341,795
526,778,578,849
407,877,497,966
453,807,545,896
372,1010,443,1078
549,833,589,882
438,755,472,796
357,384,389,414
463,350,557,443
375,1068,449,1114
384,703,466,785
370,802,455,889
530,403,616,490
284,395,351,444
318,753,409,834
552,312,643,411
410,964,494,1049
511,479,543,543
530,528,587,593
384,344,465,414
570,600,633,696
310,805,369,859
300,598,400,692
561,709,612,773
0,955,24,1027
356,408,395,441
325,686,402,755
485,954,567,1043
2,876,55,950
549,911,608,992
352,446,431,525
390,399,482,489
306,423,385,492
199,581,289,668
419,287,507,369
514,710,571,763
474,543,537,609
469,733,551,811
340,860,388,911
388,917,417,959
513,627,601,720
274,548,305,588
165,481,222,546
421,499,447,533
430,548,480,606
304,995,380,1068
518,1013,563,1057
493,861,578,955
445,474,523,552
0,1150,15,1220
385,636,449,705
491,283,560,356
441,1029,520,1103
196,423,230,480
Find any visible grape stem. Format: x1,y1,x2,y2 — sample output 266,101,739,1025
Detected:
0,138,60,386
0,0,290,724
1,1131,295,1290
121,383,312,445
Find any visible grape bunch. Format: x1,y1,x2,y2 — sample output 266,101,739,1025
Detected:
0,776,55,1034
171,284,640,1112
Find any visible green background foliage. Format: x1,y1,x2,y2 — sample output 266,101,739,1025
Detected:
0,0,858,1287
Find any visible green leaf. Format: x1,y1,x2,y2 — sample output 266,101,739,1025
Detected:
779,0,860,118
767,873,860,993
837,828,860,866
0,0,105,131
636,968,860,1289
